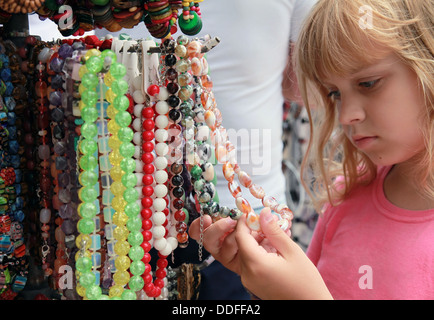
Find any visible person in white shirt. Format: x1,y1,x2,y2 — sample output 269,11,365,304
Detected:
96,0,317,299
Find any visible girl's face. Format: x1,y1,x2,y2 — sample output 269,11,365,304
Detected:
323,52,427,167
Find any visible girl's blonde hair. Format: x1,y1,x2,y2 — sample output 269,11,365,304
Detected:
295,0,434,212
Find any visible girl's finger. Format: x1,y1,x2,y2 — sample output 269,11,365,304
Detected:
234,214,264,264
259,208,298,259
189,216,237,256
188,215,213,241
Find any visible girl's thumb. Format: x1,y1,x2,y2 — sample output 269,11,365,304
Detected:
259,207,294,258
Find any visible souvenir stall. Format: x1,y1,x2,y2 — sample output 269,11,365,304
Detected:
0,0,294,300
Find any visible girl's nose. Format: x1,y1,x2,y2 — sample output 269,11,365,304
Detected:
337,97,366,125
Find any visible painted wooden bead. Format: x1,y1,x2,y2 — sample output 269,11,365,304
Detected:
238,171,252,188
236,197,252,214
197,143,212,162
223,162,234,182
277,218,291,232
262,195,278,210
195,124,209,142
216,145,228,163
191,57,202,76
249,183,265,199
228,181,242,198
246,212,260,231
202,162,214,181
204,110,216,131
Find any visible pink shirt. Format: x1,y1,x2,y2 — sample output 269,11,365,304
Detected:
307,166,434,299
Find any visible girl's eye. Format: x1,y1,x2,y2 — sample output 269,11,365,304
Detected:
327,90,341,99
359,79,379,88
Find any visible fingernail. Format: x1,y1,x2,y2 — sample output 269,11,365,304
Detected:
226,218,237,227
262,210,273,222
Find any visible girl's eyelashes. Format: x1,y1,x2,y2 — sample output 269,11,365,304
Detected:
327,90,341,99
327,78,381,99
359,79,380,88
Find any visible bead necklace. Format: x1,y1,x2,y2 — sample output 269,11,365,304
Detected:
75,49,120,300
9,40,29,294
117,89,145,297
48,43,72,292
36,44,56,281
20,36,43,296
104,52,130,298
158,43,189,252
0,40,28,297
195,38,294,233
140,38,185,299
97,66,116,292
75,51,103,300
144,83,175,298
138,93,161,298
165,36,217,260
61,45,83,300
92,55,112,292
166,38,190,250
127,43,151,298
152,36,293,236
104,51,139,300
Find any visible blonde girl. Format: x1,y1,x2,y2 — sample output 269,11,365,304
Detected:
189,0,434,299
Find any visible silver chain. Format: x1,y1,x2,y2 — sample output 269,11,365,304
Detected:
198,212,204,261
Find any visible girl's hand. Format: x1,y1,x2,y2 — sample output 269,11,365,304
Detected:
188,213,270,274
235,207,333,300
189,207,333,300
188,214,243,274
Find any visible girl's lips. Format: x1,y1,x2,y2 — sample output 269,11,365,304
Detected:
352,136,378,149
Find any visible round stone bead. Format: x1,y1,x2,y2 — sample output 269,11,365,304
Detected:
229,208,243,220
219,206,231,218
190,165,202,180
40,208,51,224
